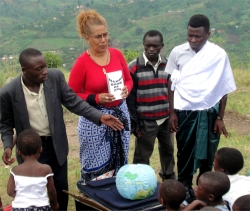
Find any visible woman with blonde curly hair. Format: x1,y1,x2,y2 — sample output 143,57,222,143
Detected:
68,9,133,181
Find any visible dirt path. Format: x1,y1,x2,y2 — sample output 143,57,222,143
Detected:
223,110,250,136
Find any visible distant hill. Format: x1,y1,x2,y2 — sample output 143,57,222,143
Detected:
1,0,250,69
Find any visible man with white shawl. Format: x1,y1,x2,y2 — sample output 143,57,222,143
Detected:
165,14,236,204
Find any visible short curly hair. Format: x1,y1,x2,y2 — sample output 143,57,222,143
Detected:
159,179,186,209
233,194,250,211
188,14,210,33
19,48,42,67
143,30,163,43
17,129,42,156
216,147,244,175
77,9,107,38
200,171,230,201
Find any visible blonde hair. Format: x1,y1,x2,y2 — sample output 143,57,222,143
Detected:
77,9,107,38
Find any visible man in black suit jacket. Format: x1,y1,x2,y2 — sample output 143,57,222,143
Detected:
0,48,123,210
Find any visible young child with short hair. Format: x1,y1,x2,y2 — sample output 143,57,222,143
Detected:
7,129,59,211
213,147,250,209
158,179,187,211
232,194,250,211
186,171,230,211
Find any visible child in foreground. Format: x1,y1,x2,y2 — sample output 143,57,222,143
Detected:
213,147,250,209
158,179,207,211
189,171,230,211
232,194,250,211
7,129,59,211
158,179,186,211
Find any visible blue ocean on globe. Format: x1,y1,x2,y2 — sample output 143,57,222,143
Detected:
116,164,157,200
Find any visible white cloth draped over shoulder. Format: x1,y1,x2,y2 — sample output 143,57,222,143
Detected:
170,41,236,110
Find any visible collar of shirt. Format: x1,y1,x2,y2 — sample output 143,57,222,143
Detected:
143,52,162,72
21,75,44,96
185,41,207,54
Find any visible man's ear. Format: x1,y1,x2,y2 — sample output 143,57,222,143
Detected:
39,146,43,153
22,67,26,73
208,193,215,201
17,149,21,156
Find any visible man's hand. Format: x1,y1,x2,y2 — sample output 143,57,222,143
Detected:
134,127,142,138
214,119,228,138
51,202,59,211
169,111,178,133
2,147,15,165
100,114,124,131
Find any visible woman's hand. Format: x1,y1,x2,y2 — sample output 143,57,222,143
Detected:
121,86,129,99
98,93,115,104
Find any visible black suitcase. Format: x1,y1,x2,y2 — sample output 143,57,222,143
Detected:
76,178,165,211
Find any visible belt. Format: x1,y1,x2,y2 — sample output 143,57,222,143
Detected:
175,109,198,113
40,136,52,140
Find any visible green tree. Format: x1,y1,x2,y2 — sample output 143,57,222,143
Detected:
44,52,62,68
135,27,143,35
121,49,140,63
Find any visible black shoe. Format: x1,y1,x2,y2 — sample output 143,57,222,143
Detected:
185,187,196,204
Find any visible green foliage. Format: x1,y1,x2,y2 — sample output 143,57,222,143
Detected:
121,49,141,63
44,52,62,68
0,55,20,88
135,27,143,35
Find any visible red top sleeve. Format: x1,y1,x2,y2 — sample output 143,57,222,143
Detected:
68,48,133,107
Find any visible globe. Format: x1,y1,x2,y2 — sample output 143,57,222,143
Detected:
116,164,157,200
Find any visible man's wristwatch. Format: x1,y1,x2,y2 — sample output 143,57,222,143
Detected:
217,116,223,120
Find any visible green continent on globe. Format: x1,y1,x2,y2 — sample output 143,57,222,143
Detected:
133,188,155,200
125,171,138,180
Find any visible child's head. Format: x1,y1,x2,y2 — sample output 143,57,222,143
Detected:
213,147,244,175
17,129,42,156
232,194,250,211
195,171,230,203
158,179,186,210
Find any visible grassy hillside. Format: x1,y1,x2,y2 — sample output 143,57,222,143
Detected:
1,0,250,68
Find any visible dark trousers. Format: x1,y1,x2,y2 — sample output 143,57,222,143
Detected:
39,137,68,211
176,110,219,188
133,119,175,179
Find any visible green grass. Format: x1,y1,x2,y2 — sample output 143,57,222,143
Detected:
29,38,75,51
226,68,250,115
227,91,250,115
